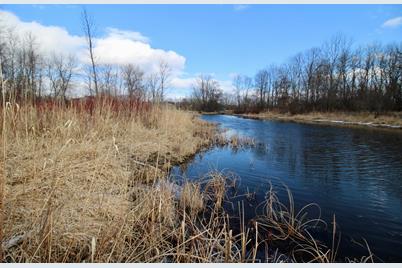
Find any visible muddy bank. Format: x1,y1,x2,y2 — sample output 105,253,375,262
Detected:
233,112,402,130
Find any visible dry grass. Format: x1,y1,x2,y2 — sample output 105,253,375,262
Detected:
0,99,375,263
0,100,221,262
213,133,256,149
180,182,204,217
239,111,402,129
253,183,374,263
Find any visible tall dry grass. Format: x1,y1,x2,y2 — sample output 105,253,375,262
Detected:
0,98,374,263
0,98,219,262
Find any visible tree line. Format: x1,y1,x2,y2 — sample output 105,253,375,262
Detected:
0,10,171,104
187,34,402,114
1,13,401,115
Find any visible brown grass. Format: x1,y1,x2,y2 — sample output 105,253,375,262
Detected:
0,100,220,262
180,182,204,217
1,99,374,263
238,111,402,130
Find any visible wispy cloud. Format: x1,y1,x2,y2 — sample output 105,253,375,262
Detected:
382,16,402,28
233,5,249,12
105,27,150,43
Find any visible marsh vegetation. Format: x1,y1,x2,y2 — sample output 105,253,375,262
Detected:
0,8,399,263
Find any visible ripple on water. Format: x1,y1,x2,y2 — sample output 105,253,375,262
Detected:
172,115,402,262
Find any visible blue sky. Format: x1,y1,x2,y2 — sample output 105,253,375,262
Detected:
1,4,402,98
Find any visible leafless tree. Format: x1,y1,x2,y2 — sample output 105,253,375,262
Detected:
47,53,76,101
81,8,99,96
146,72,160,102
192,74,222,112
232,74,253,112
232,74,243,108
254,69,270,109
121,64,145,100
157,60,171,102
99,64,119,96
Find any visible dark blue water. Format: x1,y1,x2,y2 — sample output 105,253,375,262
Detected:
171,114,402,262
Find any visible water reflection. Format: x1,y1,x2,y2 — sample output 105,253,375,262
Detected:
171,115,402,262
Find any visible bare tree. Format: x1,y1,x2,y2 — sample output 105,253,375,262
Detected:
232,74,243,108
99,64,119,96
254,69,270,109
121,64,145,100
232,74,253,112
192,74,222,112
23,33,40,101
322,34,351,110
0,26,18,102
146,72,160,102
81,8,99,96
47,53,76,101
302,47,321,107
157,60,171,102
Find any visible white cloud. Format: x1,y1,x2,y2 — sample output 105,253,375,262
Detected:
104,27,149,43
0,10,85,56
0,10,186,76
93,31,185,74
0,10,190,97
219,80,235,94
382,16,402,28
170,77,195,90
0,10,233,100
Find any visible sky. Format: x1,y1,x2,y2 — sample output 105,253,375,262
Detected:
0,4,402,99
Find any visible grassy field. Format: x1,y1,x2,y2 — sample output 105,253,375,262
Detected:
1,99,223,262
1,99,373,263
235,111,402,130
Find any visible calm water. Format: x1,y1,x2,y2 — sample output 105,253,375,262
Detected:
171,115,402,262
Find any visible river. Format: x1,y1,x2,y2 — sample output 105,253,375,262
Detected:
170,114,402,262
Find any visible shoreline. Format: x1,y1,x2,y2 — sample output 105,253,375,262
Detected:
203,111,402,131
3,103,376,263
3,103,221,263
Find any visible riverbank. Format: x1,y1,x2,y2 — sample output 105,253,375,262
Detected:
2,101,295,263
233,111,402,130
2,101,224,262
2,101,375,263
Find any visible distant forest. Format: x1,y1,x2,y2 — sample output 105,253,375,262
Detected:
1,22,401,115
186,34,402,114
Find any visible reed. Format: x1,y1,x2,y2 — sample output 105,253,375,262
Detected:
180,182,204,217
1,98,374,263
214,132,256,149
253,183,373,263
1,98,217,262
